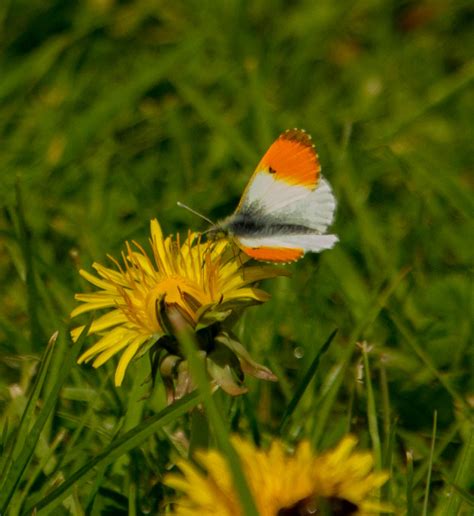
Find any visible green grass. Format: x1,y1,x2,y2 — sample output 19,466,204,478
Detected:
0,1,473,514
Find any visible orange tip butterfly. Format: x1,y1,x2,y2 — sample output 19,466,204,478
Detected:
180,128,338,263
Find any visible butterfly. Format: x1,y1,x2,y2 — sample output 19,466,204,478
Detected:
208,128,338,263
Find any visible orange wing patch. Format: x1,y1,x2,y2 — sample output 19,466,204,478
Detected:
240,246,304,263
256,128,320,189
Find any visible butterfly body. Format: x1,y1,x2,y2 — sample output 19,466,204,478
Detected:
211,129,338,263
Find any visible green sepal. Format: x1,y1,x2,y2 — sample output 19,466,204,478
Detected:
206,344,248,396
134,332,165,360
215,330,277,382
195,305,233,331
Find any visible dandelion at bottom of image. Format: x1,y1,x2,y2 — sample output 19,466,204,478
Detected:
165,435,391,516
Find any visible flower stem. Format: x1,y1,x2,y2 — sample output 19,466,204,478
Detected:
189,406,209,457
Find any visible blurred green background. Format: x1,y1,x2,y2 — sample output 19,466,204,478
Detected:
0,0,473,514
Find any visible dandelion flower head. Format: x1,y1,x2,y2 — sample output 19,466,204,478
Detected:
165,435,390,515
71,219,286,387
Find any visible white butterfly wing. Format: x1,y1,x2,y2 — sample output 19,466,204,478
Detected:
264,177,336,232
239,172,313,214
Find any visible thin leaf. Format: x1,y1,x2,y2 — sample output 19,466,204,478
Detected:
422,411,437,516
24,391,200,514
390,313,468,412
437,424,474,515
279,329,337,433
15,180,43,350
0,334,55,485
0,325,89,513
406,450,414,516
361,342,382,470
311,267,410,447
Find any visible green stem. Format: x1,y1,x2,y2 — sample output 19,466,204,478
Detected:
189,406,209,457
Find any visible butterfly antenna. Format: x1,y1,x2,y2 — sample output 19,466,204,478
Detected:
177,201,215,226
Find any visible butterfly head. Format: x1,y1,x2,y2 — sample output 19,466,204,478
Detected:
204,223,227,241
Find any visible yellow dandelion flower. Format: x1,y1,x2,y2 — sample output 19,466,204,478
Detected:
312,435,390,514
165,435,391,516
72,219,286,387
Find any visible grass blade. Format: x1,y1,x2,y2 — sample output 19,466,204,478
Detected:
390,313,469,413
436,423,474,515
422,411,437,516
25,391,200,514
311,267,409,447
11,429,67,515
0,325,89,513
361,342,382,470
406,450,414,516
279,329,337,433
15,181,43,351
242,394,261,447
0,333,56,486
